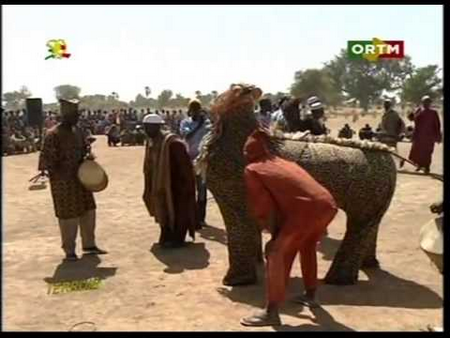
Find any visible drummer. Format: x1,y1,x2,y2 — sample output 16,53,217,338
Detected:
38,99,108,261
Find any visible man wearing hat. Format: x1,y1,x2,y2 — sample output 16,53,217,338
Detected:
402,96,442,174
38,99,107,261
376,98,405,150
179,99,212,228
306,96,328,136
143,113,198,247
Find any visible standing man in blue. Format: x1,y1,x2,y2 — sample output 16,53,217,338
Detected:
179,99,212,229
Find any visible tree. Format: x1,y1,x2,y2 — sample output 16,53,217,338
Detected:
192,90,217,107
157,90,173,109
80,93,129,111
2,86,32,110
290,68,342,107
54,85,81,101
401,65,442,104
80,94,107,110
262,92,289,106
325,49,414,111
172,93,190,108
199,93,213,107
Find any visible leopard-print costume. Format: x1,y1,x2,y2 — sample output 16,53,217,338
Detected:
196,84,397,286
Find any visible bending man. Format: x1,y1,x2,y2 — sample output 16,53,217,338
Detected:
241,130,337,327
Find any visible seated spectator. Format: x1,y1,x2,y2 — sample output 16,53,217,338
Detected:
358,124,374,140
23,127,37,152
106,124,121,146
338,124,355,139
120,127,136,146
10,129,29,153
135,126,146,145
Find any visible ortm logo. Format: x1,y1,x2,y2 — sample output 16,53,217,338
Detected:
348,38,404,62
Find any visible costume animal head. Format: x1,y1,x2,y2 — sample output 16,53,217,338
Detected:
211,83,262,119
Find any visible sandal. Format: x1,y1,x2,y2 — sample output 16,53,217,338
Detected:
240,310,281,327
83,247,108,255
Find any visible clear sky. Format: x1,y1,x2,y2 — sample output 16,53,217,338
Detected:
2,4,443,103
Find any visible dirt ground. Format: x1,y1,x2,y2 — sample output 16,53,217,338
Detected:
3,114,443,331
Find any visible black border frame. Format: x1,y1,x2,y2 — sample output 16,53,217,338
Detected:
0,1,447,335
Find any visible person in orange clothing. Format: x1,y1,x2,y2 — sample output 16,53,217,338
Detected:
240,129,338,327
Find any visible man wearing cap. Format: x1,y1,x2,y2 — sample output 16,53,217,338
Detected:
376,99,405,150
38,99,107,261
179,99,212,228
143,113,198,247
402,96,442,174
307,96,328,136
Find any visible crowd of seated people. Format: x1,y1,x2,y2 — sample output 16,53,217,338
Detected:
2,109,40,156
2,107,190,156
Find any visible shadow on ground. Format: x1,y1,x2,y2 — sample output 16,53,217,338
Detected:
150,242,210,274
44,255,117,284
397,170,441,180
216,267,442,330
198,224,227,246
273,306,355,332
217,273,354,331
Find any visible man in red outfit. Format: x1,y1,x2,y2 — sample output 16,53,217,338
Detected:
240,130,338,327
402,96,442,174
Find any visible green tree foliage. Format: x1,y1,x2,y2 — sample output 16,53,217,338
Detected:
170,93,190,108
80,94,129,111
290,68,342,107
325,49,414,111
157,90,173,109
401,65,442,104
262,92,289,106
54,84,81,101
2,86,32,110
194,90,215,107
131,93,157,109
